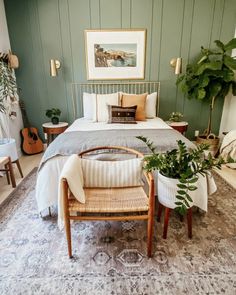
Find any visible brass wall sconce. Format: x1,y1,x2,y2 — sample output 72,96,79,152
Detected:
50,59,61,77
170,57,182,75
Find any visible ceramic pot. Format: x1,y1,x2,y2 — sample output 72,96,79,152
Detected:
51,117,59,124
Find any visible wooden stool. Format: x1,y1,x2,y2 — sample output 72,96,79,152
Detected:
12,159,23,178
157,203,192,239
0,156,16,188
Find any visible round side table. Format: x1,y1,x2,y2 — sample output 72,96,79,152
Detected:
167,121,188,135
42,122,68,146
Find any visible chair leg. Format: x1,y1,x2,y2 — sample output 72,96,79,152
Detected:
15,159,23,178
63,180,72,258
157,203,163,222
4,164,10,184
7,159,16,188
187,207,192,239
65,215,72,258
163,208,171,239
147,214,154,258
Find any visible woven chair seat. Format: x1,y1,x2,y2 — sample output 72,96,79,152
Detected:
68,186,149,213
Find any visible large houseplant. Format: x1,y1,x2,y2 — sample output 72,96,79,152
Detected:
176,38,236,139
137,136,233,215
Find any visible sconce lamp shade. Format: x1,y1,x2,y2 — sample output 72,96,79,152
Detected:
170,57,182,75
50,59,61,77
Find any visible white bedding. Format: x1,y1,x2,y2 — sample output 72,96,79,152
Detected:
36,117,171,213
66,117,171,132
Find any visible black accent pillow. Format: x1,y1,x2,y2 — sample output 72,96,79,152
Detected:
108,105,137,124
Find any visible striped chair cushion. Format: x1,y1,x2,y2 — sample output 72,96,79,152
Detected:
108,105,137,124
81,158,143,188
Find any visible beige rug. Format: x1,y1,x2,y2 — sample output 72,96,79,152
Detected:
0,168,236,295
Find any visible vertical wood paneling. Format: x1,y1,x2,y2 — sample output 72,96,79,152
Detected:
90,0,101,29
183,0,216,136
149,0,163,82
59,0,74,122
175,0,194,115
37,0,67,120
121,0,131,28
4,0,236,139
158,0,185,117
100,0,122,28
131,0,153,80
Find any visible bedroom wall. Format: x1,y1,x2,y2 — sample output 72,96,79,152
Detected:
0,0,23,155
4,0,236,139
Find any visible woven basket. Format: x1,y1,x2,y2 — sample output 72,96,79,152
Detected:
196,134,219,156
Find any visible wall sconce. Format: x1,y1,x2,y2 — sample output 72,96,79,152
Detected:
50,59,61,77
170,57,182,75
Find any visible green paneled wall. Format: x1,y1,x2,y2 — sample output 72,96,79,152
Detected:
4,0,236,139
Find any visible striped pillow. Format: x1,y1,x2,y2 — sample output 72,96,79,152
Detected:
81,158,143,188
108,105,137,124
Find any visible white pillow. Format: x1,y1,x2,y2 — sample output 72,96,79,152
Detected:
83,92,97,121
96,93,119,122
81,158,143,188
146,92,157,118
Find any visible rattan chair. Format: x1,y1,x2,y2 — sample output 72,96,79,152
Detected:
62,146,155,258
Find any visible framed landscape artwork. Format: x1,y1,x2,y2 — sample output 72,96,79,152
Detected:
85,29,146,80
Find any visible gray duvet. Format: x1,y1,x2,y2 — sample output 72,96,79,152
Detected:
39,129,195,170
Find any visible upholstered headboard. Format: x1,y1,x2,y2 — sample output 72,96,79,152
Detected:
71,81,160,120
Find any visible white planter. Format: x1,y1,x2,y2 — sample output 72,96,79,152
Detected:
0,138,18,161
157,173,180,209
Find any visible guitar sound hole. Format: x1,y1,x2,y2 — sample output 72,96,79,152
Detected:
28,132,38,141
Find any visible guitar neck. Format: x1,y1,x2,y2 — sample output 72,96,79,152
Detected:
20,102,31,128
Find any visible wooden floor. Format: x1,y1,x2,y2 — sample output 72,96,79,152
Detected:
0,153,236,206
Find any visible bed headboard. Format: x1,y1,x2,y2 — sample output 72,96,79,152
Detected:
71,81,160,120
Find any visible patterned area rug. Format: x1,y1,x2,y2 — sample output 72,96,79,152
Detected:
0,169,236,295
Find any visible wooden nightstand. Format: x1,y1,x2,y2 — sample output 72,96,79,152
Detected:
42,122,68,145
167,121,188,135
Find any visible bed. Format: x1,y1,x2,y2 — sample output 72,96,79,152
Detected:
36,82,195,213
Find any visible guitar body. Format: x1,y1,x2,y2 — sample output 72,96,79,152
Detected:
21,127,44,155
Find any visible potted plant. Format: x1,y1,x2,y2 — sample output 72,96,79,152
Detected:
45,108,61,124
168,111,183,122
137,136,233,215
176,38,236,152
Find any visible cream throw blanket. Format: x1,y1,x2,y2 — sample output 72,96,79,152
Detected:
58,154,85,230
220,130,236,168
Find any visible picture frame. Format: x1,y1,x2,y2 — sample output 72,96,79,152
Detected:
85,29,146,80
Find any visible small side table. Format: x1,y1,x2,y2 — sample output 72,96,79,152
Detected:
42,122,68,145
167,121,188,135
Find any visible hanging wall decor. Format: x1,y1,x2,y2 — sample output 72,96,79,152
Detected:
85,29,146,80
0,58,19,114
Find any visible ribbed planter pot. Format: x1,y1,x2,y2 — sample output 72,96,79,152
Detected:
157,173,180,209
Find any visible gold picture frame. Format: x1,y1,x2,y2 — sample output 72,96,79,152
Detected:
85,29,146,80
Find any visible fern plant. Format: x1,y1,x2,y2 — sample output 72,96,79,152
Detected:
0,60,18,114
137,136,233,215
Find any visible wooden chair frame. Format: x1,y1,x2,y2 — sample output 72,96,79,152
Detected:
62,146,155,258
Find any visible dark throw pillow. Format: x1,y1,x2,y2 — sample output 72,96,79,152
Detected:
108,105,137,124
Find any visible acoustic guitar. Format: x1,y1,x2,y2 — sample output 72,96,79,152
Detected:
20,100,44,155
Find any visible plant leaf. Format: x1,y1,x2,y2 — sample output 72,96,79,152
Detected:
214,40,225,51
224,38,236,51
224,55,236,70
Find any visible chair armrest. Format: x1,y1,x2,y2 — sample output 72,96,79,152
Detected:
143,171,153,186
